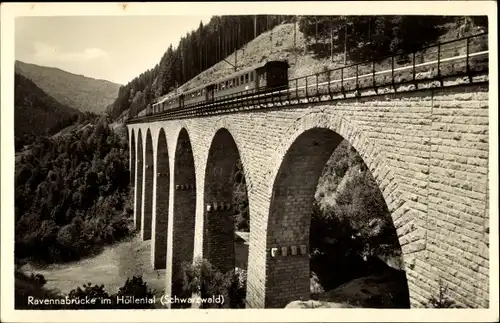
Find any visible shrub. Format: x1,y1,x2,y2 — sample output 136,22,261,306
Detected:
114,275,156,309
67,283,111,309
178,258,247,308
426,279,463,308
15,270,63,309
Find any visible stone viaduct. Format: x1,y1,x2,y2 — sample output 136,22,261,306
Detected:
125,77,490,308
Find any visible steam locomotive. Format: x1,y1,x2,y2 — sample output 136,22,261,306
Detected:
149,60,290,114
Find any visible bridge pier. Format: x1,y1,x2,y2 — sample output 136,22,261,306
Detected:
151,129,170,269
204,202,235,273
141,130,154,241
168,129,196,306
134,130,143,232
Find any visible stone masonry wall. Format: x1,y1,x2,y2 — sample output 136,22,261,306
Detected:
128,80,489,308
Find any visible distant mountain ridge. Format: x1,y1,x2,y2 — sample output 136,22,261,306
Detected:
15,72,81,147
15,60,121,115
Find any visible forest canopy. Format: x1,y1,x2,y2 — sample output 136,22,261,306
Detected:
107,15,487,121
15,116,133,263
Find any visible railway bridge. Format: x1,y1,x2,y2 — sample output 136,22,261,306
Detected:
125,34,490,308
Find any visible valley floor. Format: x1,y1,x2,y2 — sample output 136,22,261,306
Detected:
20,234,166,298
20,232,408,308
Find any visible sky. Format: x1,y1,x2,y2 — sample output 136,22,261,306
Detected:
15,15,212,85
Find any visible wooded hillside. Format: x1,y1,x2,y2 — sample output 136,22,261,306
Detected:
108,15,487,120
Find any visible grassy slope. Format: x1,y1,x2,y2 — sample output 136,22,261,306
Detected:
15,60,121,115
176,20,482,93
134,18,478,117
20,234,166,297
173,23,334,93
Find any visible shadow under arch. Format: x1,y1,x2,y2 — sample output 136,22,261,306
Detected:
203,128,249,275
152,128,170,269
264,127,409,308
142,129,154,240
171,127,197,306
135,129,143,231
130,129,136,198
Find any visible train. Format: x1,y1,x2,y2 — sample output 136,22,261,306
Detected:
149,60,290,115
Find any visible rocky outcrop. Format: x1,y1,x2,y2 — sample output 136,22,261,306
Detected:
316,271,410,308
290,267,410,309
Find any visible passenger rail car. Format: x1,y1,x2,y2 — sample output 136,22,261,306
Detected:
149,60,289,115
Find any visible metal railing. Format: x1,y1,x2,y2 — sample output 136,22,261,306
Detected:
127,32,488,124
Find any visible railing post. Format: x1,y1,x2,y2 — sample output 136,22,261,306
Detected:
271,86,275,107
355,64,359,94
305,76,309,101
372,60,376,93
341,67,345,98
412,51,417,90
466,36,471,82
327,70,332,99
259,87,264,108
437,43,441,79
287,80,291,104
391,55,395,91
295,79,298,103
316,73,319,100
437,43,443,86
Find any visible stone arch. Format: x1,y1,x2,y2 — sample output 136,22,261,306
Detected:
263,112,409,308
152,128,170,269
171,127,197,302
141,128,154,240
206,118,254,192
268,112,404,215
130,129,136,196
135,129,143,231
203,128,248,273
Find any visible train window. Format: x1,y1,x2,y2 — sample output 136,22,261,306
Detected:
250,72,254,82
245,74,249,83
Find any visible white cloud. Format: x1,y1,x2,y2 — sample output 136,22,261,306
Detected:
32,41,108,63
